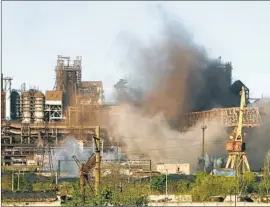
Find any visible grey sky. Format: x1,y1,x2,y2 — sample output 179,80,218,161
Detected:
2,1,270,102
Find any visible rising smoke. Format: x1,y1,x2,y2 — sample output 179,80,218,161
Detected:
246,101,270,170
105,6,269,172
53,136,119,177
53,136,85,177
107,104,228,172
115,6,236,124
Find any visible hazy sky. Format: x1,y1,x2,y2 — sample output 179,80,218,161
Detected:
2,1,270,102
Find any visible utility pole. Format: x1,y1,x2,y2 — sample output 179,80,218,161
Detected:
101,139,104,157
94,126,101,196
11,172,14,192
118,142,121,162
165,169,168,198
201,121,207,159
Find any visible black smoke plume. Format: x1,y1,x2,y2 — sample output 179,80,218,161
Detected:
107,5,269,171
114,6,237,129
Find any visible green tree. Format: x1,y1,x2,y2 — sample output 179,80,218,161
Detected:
177,180,190,194
33,182,54,191
63,180,95,206
167,180,178,194
190,172,237,202
64,163,150,207
65,181,149,206
258,178,270,195
259,150,270,194
1,173,12,191
195,171,209,184
151,175,166,193
240,172,257,194
111,183,148,206
19,174,33,191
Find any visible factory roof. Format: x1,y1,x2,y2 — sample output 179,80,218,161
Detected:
230,80,249,91
34,91,44,97
23,92,31,97
45,90,63,101
81,81,103,88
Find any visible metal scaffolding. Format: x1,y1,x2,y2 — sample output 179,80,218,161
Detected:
54,55,82,106
44,90,63,121
21,123,31,144
184,107,261,128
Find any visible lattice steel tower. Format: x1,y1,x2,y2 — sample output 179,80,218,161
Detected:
54,55,82,106
225,86,250,174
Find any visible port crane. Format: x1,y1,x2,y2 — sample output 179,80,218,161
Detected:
225,86,250,174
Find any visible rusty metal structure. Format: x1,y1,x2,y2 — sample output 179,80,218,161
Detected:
184,106,261,129
45,90,64,121
1,55,105,171
54,55,82,106
1,55,265,173
72,126,101,200
73,154,96,200
225,86,250,174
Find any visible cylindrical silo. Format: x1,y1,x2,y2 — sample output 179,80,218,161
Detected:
22,92,31,123
5,80,11,121
11,90,20,120
1,92,6,120
34,91,44,123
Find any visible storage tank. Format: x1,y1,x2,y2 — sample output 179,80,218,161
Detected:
34,91,44,123
11,90,20,120
1,92,6,120
22,92,31,123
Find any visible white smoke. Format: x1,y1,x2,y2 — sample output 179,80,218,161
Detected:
107,104,228,172
53,136,119,177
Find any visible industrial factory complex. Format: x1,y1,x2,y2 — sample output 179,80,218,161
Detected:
1,54,270,206
1,55,108,172
0,55,269,174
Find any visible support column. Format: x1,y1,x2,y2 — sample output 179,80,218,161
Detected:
94,126,101,196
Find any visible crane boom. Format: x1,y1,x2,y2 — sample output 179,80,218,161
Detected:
72,155,82,168
235,86,246,141
83,153,96,173
225,86,250,173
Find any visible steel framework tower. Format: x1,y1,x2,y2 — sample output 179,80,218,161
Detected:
54,55,82,106
225,86,250,174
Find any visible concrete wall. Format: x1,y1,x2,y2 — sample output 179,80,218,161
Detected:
156,163,190,175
